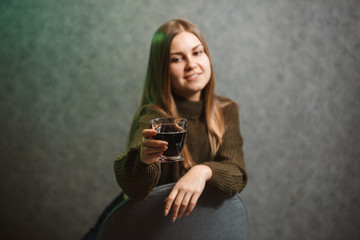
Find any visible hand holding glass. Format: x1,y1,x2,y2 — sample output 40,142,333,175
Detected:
148,118,187,162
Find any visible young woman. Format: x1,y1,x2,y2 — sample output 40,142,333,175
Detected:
114,18,247,222
82,18,247,239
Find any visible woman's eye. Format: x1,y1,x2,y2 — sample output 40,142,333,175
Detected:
194,50,202,56
171,57,181,63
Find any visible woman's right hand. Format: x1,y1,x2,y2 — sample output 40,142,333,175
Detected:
140,129,168,165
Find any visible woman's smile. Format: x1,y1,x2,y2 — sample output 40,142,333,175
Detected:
185,72,202,80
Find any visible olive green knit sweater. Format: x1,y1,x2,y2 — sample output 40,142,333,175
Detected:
114,95,247,201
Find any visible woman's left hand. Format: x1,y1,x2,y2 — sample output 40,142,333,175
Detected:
164,165,212,222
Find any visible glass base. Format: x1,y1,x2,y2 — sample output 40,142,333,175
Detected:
158,155,184,163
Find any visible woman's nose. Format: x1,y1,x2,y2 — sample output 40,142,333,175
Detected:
185,57,197,70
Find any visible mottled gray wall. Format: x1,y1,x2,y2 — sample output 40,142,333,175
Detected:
1,0,359,239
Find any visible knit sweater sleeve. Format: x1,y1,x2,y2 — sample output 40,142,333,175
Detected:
202,103,248,195
114,107,162,201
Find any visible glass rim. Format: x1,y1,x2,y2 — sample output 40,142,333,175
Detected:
149,117,187,123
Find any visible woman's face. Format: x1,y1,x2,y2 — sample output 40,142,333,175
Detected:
169,31,211,101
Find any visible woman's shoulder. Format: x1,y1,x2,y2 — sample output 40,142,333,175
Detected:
215,95,239,111
215,95,241,126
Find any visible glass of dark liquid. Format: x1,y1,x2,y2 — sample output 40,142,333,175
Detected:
149,117,187,162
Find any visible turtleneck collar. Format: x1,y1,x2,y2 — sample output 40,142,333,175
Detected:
172,92,204,120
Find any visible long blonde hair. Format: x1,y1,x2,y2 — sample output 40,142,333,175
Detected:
140,18,227,169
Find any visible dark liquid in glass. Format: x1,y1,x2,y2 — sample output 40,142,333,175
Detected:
154,124,187,157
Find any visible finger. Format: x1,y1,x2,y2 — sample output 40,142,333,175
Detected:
140,145,163,165
142,142,167,155
177,192,192,219
164,188,178,217
142,129,158,138
143,147,167,157
143,146,167,155
170,191,186,222
143,138,168,148
185,193,201,217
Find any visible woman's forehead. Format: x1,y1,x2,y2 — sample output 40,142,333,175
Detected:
170,32,202,51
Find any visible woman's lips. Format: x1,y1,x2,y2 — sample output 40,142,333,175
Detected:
185,73,201,80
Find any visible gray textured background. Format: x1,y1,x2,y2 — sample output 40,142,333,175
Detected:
1,0,359,239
